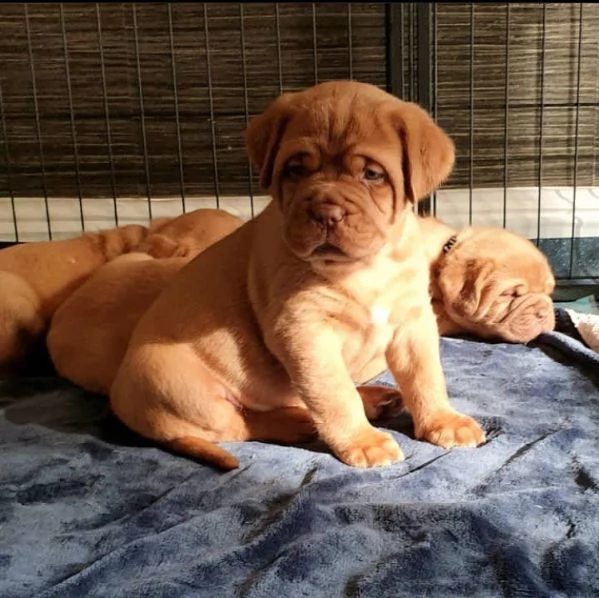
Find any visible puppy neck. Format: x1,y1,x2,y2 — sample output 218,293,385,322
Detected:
328,211,429,305
417,216,457,267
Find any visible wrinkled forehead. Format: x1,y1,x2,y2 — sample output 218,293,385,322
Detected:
279,97,400,162
467,229,555,285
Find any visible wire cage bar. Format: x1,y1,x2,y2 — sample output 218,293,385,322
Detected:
0,2,596,291
24,3,52,239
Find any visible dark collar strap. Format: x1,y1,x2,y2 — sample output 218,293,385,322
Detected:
442,234,458,254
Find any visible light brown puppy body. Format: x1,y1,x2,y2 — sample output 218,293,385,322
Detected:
419,217,556,343
110,81,485,471
49,249,398,424
0,224,150,369
47,208,243,392
1,208,242,372
139,208,243,258
47,255,188,394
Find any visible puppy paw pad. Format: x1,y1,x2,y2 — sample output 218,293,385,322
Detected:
337,428,404,468
419,411,485,449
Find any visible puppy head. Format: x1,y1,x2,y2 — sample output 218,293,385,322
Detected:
245,80,455,268
437,227,556,342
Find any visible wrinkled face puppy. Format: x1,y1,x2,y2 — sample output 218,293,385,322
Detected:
245,81,455,268
439,228,556,342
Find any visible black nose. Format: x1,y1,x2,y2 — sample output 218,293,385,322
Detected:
308,203,346,228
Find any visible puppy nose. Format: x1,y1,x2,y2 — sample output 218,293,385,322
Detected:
308,203,346,228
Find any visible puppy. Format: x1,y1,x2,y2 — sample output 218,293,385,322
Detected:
1,208,242,372
419,217,556,343
47,209,243,392
110,80,485,471
0,223,150,370
47,255,189,394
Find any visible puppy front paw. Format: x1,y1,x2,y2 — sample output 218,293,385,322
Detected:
417,410,485,448
336,426,404,468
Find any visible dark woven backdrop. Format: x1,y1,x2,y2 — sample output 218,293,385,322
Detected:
0,3,597,203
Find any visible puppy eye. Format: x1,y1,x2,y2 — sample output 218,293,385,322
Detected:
363,167,386,183
284,162,305,179
500,288,524,298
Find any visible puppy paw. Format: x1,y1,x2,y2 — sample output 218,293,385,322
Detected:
358,385,404,421
417,410,485,449
336,426,404,468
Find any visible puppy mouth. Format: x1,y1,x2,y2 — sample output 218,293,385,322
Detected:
308,242,361,265
312,243,347,258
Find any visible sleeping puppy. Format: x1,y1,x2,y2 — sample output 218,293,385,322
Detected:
109,80,486,472
47,209,243,391
419,218,556,343
47,255,189,395
0,208,242,373
0,223,151,371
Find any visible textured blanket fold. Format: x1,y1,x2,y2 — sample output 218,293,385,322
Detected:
1,309,598,597
547,307,599,371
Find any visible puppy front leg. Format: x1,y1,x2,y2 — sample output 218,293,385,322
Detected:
270,329,403,468
386,312,486,449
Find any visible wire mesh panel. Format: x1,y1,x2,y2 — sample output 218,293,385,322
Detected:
0,2,597,286
0,2,388,241
415,2,599,284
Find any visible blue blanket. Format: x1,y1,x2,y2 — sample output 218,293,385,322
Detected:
1,309,598,597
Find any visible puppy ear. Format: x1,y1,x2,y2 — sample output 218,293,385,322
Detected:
244,92,297,190
393,102,455,203
438,258,496,319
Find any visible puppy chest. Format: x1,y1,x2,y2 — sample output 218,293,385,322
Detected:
366,304,395,347
356,298,427,355
341,304,395,368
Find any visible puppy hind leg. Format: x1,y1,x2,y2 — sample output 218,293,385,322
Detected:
243,406,317,445
240,385,407,446
240,388,405,451
110,344,252,471
357,385,404,421
111,344,319,470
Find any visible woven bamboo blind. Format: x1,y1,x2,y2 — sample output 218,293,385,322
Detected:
0,2,597,202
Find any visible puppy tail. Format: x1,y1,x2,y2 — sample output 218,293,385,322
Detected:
164,436,240,471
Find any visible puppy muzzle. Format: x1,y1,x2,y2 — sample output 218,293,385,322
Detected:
497,293,555,342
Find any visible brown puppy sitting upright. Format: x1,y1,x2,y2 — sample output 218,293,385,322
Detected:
48,209,243,394
418,218,556,343
110,80,486,471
